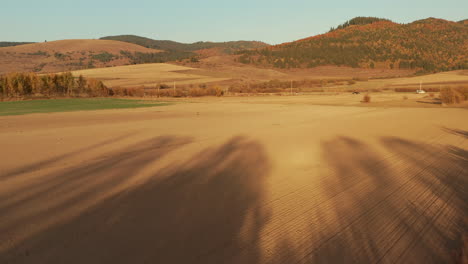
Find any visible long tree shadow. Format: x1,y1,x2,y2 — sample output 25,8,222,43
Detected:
442,127,468,139
1,136,271,264
416,98,442,105
0,132,135,181
380,136,468,263
1,135,193,262
275,135,467,264
309,137,405,263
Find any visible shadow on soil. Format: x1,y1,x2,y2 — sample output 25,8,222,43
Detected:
443,127,468,139
416,98,442,105
0,133,135,181
1,136,271,264
275,131,467,263
2,129,466,264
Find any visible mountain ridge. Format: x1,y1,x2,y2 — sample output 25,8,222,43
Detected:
100,35,269,54
237,17,467,72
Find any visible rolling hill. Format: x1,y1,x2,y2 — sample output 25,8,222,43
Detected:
0,42,35,48
100,35,269,54
238,17,468,73
1,18,466,75
0,39,162,74
0,36,269,74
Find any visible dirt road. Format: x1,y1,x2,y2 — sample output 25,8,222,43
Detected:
0,99,467,263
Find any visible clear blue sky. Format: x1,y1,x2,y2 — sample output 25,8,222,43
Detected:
2,0,467,44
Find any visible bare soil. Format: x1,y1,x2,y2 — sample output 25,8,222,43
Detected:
0,96,466,263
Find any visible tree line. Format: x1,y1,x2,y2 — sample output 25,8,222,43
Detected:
101,35,268,54
119,51,195,64
329,17,391,32
0,72,109,98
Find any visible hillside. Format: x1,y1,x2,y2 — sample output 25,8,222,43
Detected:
0,36,269,74
100,35,269,55
0,42,35,48
0,39,162,74
238,17,468,72
0,39,159,54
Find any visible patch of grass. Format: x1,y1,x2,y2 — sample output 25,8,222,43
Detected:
0,98,171,116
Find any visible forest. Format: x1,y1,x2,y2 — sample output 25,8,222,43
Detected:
237,17,468,72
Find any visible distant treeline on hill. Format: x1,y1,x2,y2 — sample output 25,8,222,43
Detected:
0,72,109,98
99,35,269,65
119,50,195,64
0,41,35,48
238,17,468,73
329,17,391,32
100,35,269,55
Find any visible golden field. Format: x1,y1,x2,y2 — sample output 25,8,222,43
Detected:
0,95,467,263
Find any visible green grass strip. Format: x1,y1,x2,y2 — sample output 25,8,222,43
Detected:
0,98,171,116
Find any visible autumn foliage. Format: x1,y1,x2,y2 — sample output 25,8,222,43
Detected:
110,84,224,98
0,72,109,99
439,86,468,104
238,17,468,72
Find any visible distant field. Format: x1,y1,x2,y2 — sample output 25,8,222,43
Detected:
71,63,230,88
70,61,422,89
337,70,468,91
0,98,170,116
181,55,417,80
389,70,468,87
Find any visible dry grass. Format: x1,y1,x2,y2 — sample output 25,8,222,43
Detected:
391,70,468,85
0,40,162,74
395,87,440,92
0,39,159,54
362,94,371,103
352,77,369,82
71,63,230,88
440,86,468,104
